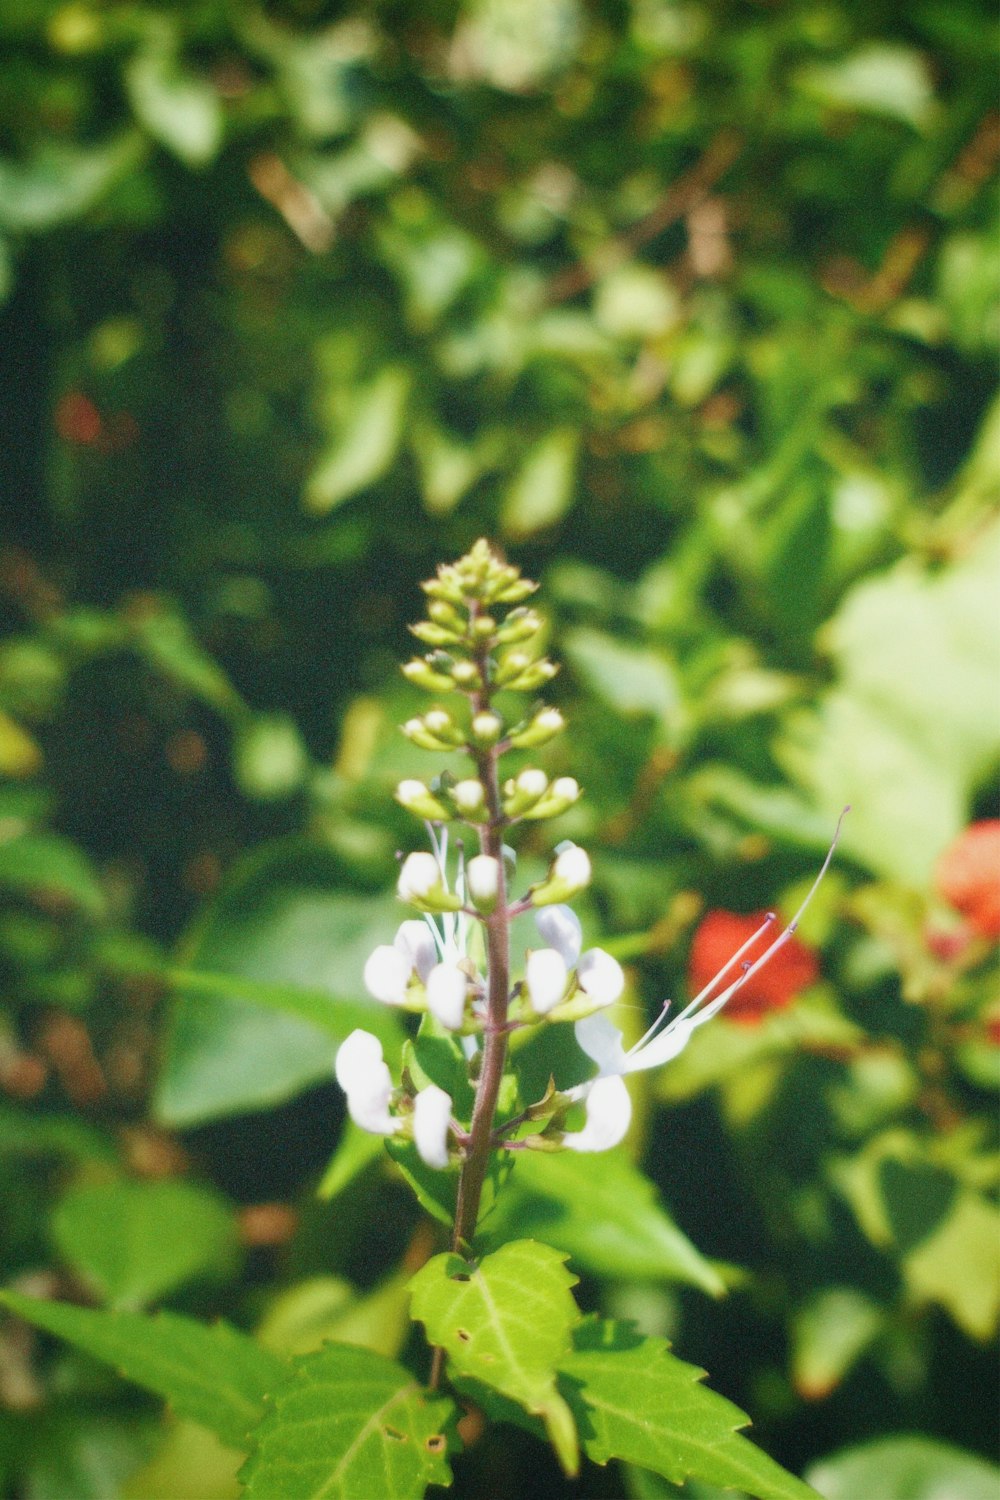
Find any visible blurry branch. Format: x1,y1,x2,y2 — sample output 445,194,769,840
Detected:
545,128,742,304
823,109,1000,315
249,152,335,253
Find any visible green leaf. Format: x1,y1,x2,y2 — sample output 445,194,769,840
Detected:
0,1292,288,1451
239,1343,455,1500
560,1319,819,1500
0,136,140,231
409,1240,580,1473
306,366,410,513
126,36,223,167
806,1436,1000,1500
780,522,1000,883
0,831,106,917
52,1178,239,1310
790,1289,884,1400
155,839,402,1126
485,1148,724,1295
502,427,578,538
795,44,937,131
563,627,682,725
318,1120,386,1200
830,1131,1000,1339
122,1420,243,1500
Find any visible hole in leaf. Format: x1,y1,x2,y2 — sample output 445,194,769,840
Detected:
450,1272,471,1283
456,1327,471,1342
383,1425,407,1443
426,1433,446,1454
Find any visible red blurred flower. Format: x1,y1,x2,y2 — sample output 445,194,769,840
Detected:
935,821,1000,941
688,908,820,1024
54,391,103,446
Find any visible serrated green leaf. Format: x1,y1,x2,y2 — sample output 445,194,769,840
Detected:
410,1240,580,1473
484,1148,724,1295
0,1292,288,1451
560,1319,819,1500
52,1178,239,1310
239,1343,455,1500
805,1436,1000,1500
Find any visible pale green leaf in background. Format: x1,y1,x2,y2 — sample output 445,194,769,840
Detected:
0,1292,288,1452
52,1178,239,1310
806,1436,1000,1500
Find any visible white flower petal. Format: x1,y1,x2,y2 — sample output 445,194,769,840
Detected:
334,1028,386,1091
564,1075,632,1153
394,920,438,983
622,1016,696,1073
334,1030,399,1136
426,962,468,1030
573,1013,630,1076
534,904,582,967
413,1084,453,1169
525,947,569,1014
363,945,411,1006
577,947,625,1008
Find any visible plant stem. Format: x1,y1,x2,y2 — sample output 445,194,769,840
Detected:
429,662,511,1392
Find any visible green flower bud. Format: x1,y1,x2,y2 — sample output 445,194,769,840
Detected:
470,711,503,747
452,778,489,821
521,776,581,820
472,614,497,640
504,659,558,692
402,659,455,692
401,717,450,751
427,599,465,630
496,608,542,645
410,621,463,647
502,768,548,818
493,649,534,687
493,576,537,604
451,660,481,690
423,708,466,747
506,706,565,748
529,843,592,906
395,779,452,820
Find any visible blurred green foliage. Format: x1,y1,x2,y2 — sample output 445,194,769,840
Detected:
0,0,997,1494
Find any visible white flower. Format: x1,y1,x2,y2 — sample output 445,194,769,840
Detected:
394,920,438,983
334,1030,399,1136
525,948,569,1015
467,854,501,912
363,945,411,1006
577,947,625,1008
413,1084,453,1168
563,1075,632,1153
534,903,582,966
570,812,849,1084
517,768,548,799
426,962,468,1030
397,851,442,903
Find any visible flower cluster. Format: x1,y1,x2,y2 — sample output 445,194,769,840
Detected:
332,543,845,1244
